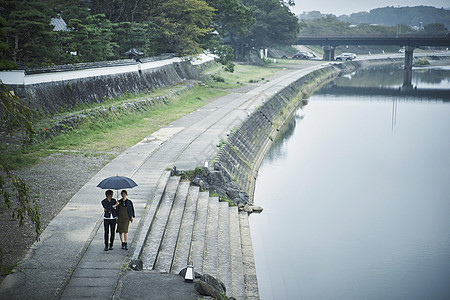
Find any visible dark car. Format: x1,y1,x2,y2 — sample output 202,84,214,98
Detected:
292,52,310,59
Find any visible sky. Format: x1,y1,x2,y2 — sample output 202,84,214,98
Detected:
292,0,450,16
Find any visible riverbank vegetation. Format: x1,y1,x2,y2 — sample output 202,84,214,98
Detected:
0,0,299,69
0,63,282,170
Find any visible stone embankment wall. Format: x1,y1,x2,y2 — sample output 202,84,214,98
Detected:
7,59,207,116
214,57,405,202
214,65,339,201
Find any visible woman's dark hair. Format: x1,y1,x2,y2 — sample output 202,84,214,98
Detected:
105,190,113,197
121,190,128,196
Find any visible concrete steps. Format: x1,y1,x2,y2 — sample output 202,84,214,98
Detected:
203,196,219,277
154,181,190,273
217,201,232,294
189,191,209,273
141,176,180,269
171,186,200,274
138,175,259,299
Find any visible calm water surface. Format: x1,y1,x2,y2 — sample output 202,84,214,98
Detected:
250,66,450,300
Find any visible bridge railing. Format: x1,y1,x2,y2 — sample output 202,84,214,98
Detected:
297,34,449,38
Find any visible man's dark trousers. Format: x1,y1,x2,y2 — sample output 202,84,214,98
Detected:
104,219,116,247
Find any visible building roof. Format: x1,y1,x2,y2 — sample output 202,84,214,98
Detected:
51,16,68,31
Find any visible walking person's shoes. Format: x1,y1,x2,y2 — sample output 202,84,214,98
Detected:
124,242,128,250
122,242,125,249
109,244,113,250
104,246,108,251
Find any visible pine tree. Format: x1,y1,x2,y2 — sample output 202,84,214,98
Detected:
6,1,58,67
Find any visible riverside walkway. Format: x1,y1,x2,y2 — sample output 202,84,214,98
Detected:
0,60,327,299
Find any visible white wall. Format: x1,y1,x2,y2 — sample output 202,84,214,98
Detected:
0,55,214,86
0,70,25,85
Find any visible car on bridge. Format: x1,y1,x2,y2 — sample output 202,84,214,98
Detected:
335,53,357,61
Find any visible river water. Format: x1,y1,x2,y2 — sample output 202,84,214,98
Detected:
250,65,450,300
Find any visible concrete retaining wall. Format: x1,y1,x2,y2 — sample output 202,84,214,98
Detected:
4,56,213,117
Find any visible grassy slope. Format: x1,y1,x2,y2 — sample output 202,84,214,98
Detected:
3,63,283,169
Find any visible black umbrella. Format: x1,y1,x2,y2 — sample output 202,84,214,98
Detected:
97,176,138,198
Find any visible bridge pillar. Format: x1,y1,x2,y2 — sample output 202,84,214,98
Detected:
323,45,334,61
403,46,415,89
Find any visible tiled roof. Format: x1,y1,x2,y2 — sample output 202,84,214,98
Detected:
51,16,67,31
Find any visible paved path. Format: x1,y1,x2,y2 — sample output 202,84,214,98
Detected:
0,60,326,299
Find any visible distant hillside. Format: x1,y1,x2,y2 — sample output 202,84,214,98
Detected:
299,6,450,29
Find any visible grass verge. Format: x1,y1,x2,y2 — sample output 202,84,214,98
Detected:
1,63,283,169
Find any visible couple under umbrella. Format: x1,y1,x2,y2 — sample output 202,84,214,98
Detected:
97,176,137,251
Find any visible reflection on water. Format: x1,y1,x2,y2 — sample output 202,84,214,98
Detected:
331,65,450,89
250,66,450,300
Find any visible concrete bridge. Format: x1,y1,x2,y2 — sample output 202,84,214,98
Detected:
295,35,450,88
295,35,450,60
316,86,450,101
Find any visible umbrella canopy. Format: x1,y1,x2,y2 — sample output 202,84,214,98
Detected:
97,175,138,190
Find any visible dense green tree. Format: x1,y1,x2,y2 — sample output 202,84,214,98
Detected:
57,18,88,63
205,0,254,60
111,21,153,57
423,23,448,35
299,15,418,37
237,0,299,58
85,14,117,61
301,6,450,30
346,6,450,29
2,1,57,67
350,23,396,36
206,0,254,39
0,17,16,70
64,14,117,62
89,0,162,23
152,0,215,56
299,15,351,35
49,0,90,22
203,0,255,68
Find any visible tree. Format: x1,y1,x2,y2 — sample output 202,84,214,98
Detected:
206,0,254,61
63,14,117,62
299,15,351,35
0,17,16,70
5,0,58,67
0,83,40,272
206,0,254,38
49,0,90,22
88,0,167,23
423,23,448,35
112,22,153,58
152,0,215,56
237,0,299,58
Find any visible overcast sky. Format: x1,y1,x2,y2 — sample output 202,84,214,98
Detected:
292,0,449,16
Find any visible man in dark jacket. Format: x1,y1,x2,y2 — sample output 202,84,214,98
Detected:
101,190,119,251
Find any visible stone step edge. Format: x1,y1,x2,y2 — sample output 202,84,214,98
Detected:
171,185,200,274
239,211,260,299
154,180,190,272
188,191,210,275
129,171,171,268
229,206,245,299
143,176,181,269
217,201,232,296
202,196,220,277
